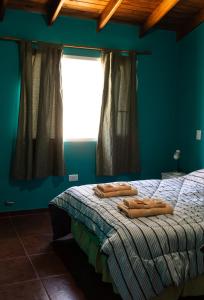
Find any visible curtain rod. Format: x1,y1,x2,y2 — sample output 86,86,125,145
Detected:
0,36,152,55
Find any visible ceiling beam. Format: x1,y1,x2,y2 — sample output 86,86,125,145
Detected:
49,0,65,25
0,0,8,21
140,0,181,37
177,8,204,41
98,0,124,31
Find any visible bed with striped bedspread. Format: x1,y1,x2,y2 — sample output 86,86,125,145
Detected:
50,170,204,300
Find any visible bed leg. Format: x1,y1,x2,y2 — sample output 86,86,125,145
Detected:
49,204,71,240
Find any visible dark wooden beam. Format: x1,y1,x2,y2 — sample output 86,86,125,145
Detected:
140,0,181,37
98,0,124,31
49,0,65,25
177,8,204,41
0,0,8,21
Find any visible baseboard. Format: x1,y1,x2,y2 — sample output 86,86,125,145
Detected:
0,207,49,218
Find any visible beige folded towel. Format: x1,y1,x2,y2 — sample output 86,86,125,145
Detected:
94,186,138,198
97,182,132,193
123,198,166,209
118,203,173,218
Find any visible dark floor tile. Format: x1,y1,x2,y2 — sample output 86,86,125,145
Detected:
0,280,49,300
30,252,67,278
12,213,52,237
43,275,86,300
0,257,36,285
21,233,54,255
0,218,16,240
0,237,26,260
53,239,121,300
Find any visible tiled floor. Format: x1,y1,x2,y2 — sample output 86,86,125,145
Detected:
0,210,120,300
0,211,203,300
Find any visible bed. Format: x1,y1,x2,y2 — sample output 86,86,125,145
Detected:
49,169,204,300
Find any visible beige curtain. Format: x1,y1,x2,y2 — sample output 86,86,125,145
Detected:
12,41,65,180
96,51,140,176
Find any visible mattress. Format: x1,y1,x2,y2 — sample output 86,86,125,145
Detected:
50,169,204,300
71,218,204,300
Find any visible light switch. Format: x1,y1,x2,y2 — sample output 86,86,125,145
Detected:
196,129,202,140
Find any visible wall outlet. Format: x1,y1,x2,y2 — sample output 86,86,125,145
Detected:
4,200,16,206
68,174,79,182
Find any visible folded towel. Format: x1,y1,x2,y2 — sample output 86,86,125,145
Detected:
97,182,132,193
123,198,166,209
118,203,173,218
94,186,138,198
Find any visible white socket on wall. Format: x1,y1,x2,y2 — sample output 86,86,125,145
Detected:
68,174,79,181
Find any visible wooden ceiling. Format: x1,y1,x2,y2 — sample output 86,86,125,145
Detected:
1,0,204,40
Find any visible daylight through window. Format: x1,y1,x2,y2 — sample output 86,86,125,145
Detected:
61,55,104,141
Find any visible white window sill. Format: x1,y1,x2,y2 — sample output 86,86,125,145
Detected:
64,138,97,142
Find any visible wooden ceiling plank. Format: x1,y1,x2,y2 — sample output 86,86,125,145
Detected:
0,0,8,21
6,0,204,34
49,0,65,25
98,0,124,30
140,0,181,37
177,8,204,40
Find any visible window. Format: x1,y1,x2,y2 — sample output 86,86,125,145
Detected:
61,55,104,141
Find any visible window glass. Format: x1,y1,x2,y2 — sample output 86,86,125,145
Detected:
61,55,104,141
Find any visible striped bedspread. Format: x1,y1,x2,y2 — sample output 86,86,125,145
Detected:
50,170,204,300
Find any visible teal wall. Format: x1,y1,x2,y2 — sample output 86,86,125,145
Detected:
178,23,204,172
0,9,179,212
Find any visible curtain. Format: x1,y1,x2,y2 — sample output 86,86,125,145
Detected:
11,41,65,180
96,51,140,176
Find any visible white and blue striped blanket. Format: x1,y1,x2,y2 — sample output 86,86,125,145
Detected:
50,170,204,300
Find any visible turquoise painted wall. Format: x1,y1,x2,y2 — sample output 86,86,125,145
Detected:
178,23,204,172
0,9,179,212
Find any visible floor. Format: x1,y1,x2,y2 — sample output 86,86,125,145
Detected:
0,210,120,300
0,210,203,300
